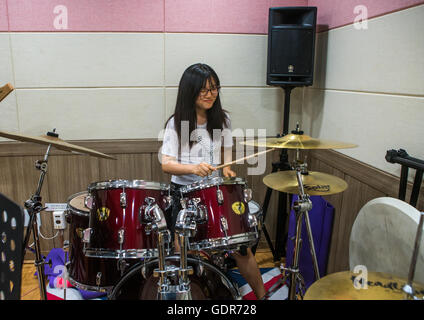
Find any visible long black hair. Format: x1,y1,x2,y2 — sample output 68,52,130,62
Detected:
165,63,229,149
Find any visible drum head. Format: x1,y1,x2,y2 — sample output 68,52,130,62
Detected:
88,179,168,192
350,197,424,283
109,256,240,300
181,176,245,194
67,191,89,215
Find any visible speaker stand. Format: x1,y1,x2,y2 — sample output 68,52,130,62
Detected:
252,85,295,261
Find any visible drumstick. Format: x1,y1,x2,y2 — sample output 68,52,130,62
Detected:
0,83,14,103
216,148,276,170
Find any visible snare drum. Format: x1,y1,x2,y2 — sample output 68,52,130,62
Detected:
180,177,259,251
66,191,132,292
84,180,171,259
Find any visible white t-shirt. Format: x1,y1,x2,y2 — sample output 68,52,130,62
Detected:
161,114,233,185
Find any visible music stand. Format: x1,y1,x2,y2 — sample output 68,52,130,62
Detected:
0,193,24,300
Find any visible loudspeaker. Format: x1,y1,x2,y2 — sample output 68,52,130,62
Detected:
267,7,317,87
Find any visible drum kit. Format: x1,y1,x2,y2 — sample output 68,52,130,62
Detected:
0,128,261,300
1,122,422,300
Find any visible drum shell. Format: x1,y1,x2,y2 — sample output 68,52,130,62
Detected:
87,187,167,254
184,183,255,245
66,198,127,289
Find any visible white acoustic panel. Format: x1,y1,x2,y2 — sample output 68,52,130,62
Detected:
0,34,14,86
312,5,424,96
302,88,424,178
11,33,165,87
0,91,19,141
165,33,268,87
16,88,165,140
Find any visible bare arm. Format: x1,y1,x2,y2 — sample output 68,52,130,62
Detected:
162,154,216,177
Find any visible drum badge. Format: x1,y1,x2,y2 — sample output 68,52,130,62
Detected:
97,207,110,221
232,202,245,215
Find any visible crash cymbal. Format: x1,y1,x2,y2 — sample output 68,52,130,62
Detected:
304,271,424,300
263,170,348,195
0,130,115,160
241,133,357,150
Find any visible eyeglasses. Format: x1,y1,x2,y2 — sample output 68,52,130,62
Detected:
199,86,221,96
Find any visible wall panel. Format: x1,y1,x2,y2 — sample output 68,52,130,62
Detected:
11,33,165,88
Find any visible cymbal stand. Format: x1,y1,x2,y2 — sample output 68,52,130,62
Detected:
264,164,321,300
21,130,58,300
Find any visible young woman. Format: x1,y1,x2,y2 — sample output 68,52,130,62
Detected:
161,63,266,300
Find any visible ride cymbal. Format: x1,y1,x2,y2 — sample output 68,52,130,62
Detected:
241,133,357,150
263,170,348,195
0,130,115,160
304,271,424,300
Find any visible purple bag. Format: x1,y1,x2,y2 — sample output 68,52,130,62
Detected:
285,195,334,291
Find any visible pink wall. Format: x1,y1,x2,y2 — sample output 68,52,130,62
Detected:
309,0,424,32
3,0,307,34
165,0,308,34
7,0,164,32
0,0,8,31
1,0,423,33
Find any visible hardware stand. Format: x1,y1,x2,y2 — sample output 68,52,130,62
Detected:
21,130,58,300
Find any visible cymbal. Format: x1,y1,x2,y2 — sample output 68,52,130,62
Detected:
241,133,357,150
263,170,348,195
304,271,424,300
0,130,115,160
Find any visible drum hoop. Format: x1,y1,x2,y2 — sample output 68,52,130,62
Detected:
88,179,169,192
109,255,241,300
84,248,160,259
66,191,90,216
181,177,245,194
189,232,259,251
67,276,113,293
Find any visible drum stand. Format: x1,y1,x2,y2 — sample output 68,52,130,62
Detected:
265,165,321,300
173,206,197,300
21,130,58,300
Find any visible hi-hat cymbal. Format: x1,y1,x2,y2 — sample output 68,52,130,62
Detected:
263,170,348,195
0,130,115,160
304,271,424,300
241,133,357,150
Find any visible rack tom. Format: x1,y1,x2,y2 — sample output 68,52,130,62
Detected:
84,180,171,259
180,177,259,251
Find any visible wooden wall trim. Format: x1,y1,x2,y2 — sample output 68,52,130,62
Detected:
311,149,424,208
0,139,162,157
